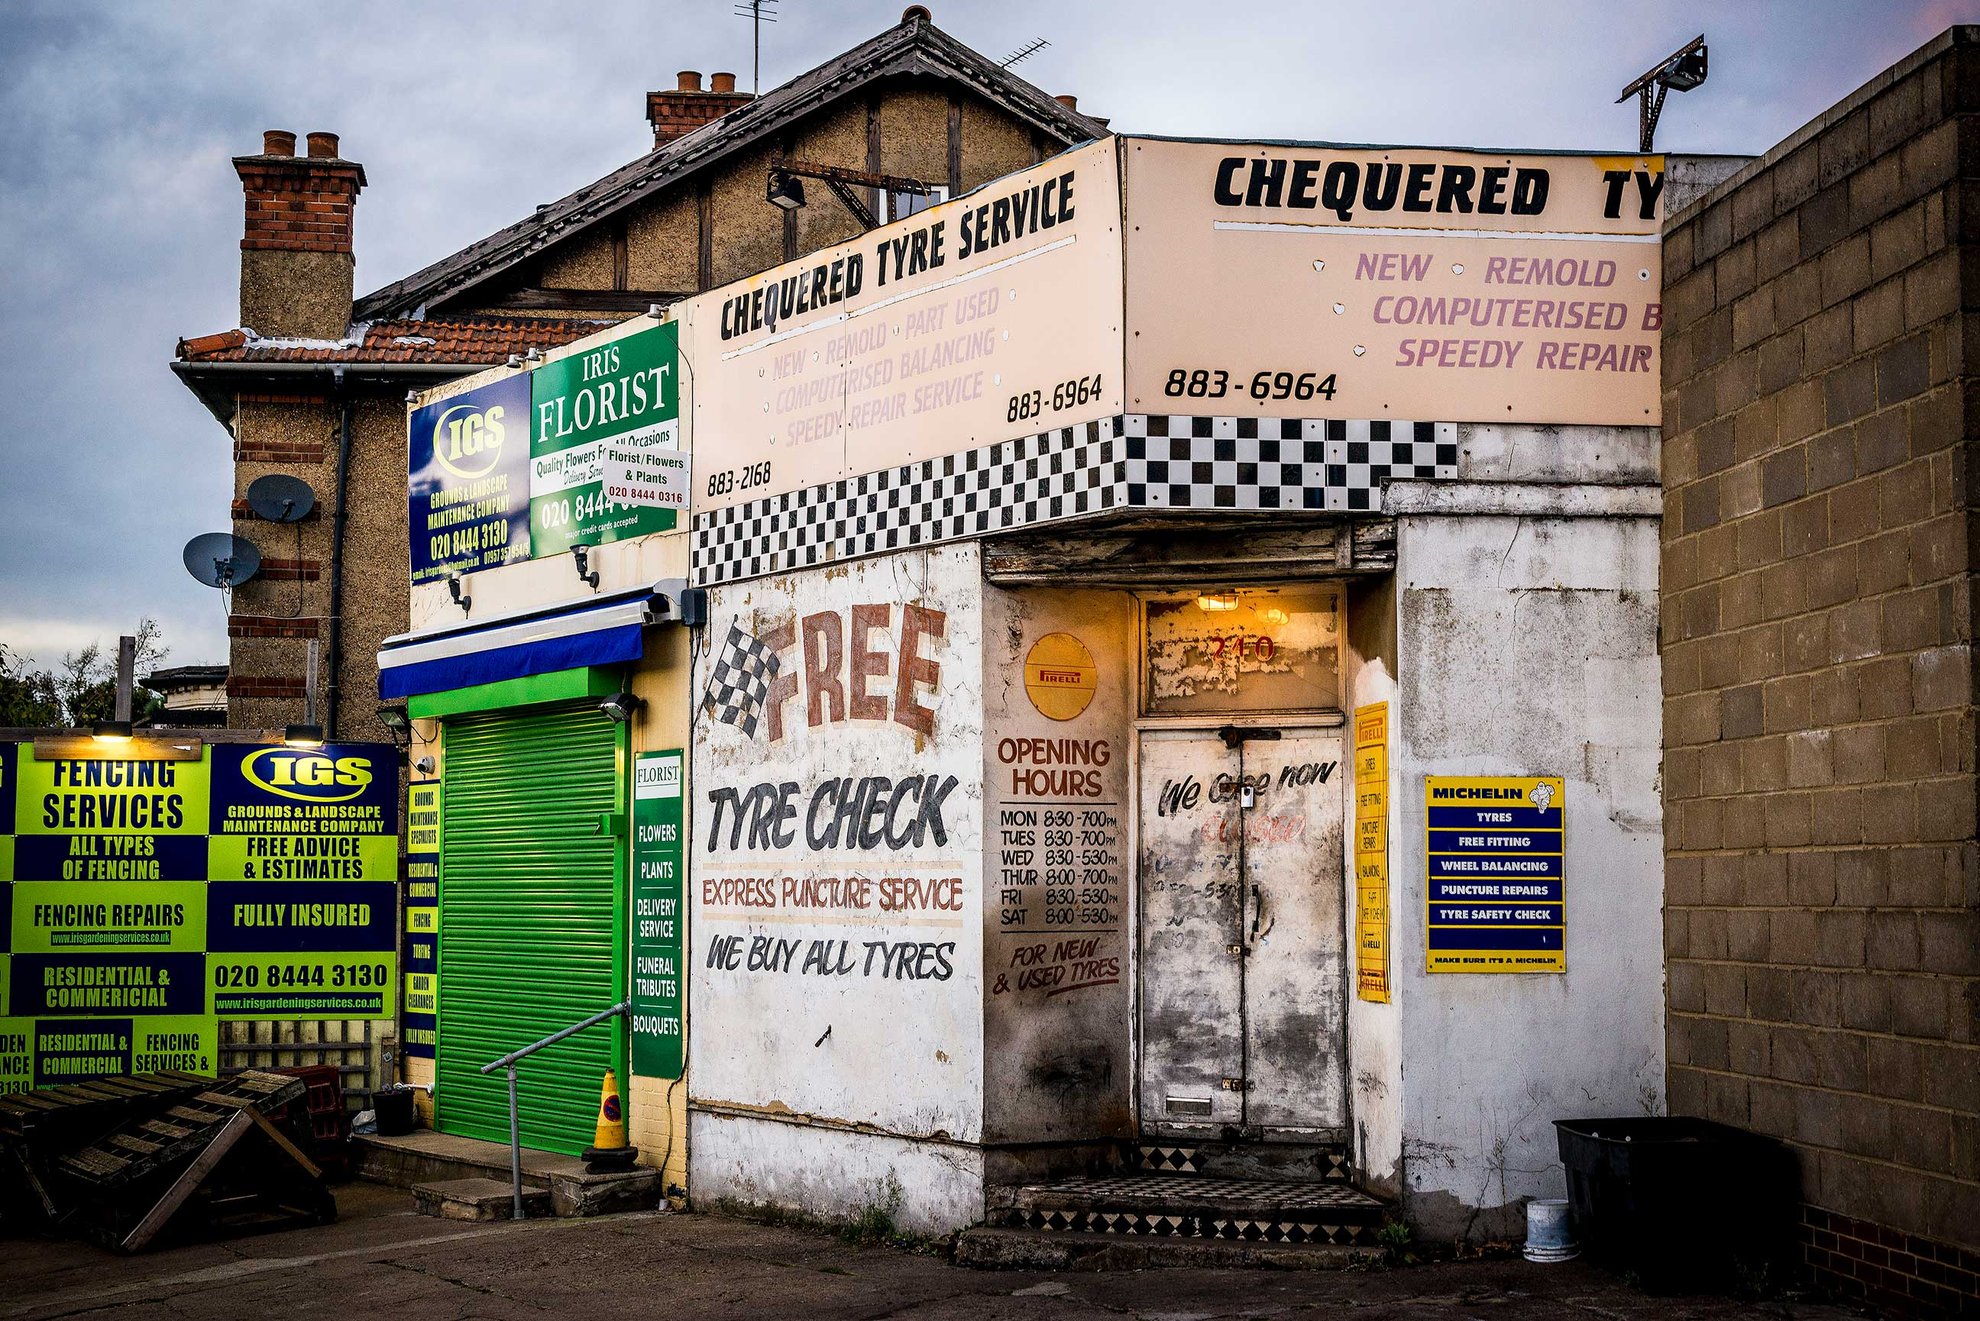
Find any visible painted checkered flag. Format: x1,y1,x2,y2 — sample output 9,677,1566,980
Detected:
702,622,780,738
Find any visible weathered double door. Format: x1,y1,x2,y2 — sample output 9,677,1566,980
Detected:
1137,726,1347,1139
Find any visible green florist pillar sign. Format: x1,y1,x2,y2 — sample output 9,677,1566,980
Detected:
530,322,681,557
629,750,684,1079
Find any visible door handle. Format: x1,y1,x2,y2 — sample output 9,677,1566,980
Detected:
1247,883,1265,948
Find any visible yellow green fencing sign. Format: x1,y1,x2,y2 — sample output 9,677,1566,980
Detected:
0,740,401,1090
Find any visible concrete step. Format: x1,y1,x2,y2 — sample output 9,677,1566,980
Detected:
413,1177,552,1221
955,1226,1381,1271
362,1132,664,1218
1004,1173,1387,1247
356,1131,565,1191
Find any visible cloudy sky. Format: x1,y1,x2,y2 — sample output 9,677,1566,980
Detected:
0,0,1971,674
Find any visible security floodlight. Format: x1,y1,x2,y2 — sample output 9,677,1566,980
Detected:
283,723,325,748
767,169,806,210
600,690,644,723
1617,35,1708,153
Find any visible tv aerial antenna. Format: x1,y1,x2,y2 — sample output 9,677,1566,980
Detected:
734,0,779,95
246,473,316,617
1001,37,1050,69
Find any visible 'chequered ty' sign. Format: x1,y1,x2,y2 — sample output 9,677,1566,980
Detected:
702,623,780,738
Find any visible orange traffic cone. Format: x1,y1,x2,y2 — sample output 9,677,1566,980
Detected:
583,1069,639,1172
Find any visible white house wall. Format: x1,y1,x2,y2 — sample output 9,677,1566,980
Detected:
1388,474,1666,1239
688,544,988,1227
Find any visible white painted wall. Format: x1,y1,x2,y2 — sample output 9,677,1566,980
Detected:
1343,577,1405,1199
688,545,987,1228
1385,476,1666,1239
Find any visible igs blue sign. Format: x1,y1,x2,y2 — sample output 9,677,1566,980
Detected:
409,373,533,584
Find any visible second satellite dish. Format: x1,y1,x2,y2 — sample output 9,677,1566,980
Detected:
182,532,262,589
246,473,317,522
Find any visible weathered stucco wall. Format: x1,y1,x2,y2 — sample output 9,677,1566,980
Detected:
980,585,1134,1159
1343,575,1404,1199
688,544,987,1231
1388,474,1666,1239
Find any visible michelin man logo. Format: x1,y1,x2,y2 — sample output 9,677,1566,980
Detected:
1528,782,1555,813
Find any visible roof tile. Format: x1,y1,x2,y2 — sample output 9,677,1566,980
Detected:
175,316,618,365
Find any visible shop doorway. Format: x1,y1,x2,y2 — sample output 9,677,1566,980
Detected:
434,700,626,1155
1136,724,1347,1140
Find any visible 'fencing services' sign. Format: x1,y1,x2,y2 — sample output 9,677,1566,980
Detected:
1424,776,1564,973
0,741,401,1089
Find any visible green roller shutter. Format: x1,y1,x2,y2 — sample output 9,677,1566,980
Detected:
436,700,625,1155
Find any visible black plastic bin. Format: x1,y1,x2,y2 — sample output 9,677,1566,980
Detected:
1555,1116,1797,1293
373,1086,417,1137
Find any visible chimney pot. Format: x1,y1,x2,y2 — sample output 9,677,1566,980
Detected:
902,5,931,24
676,70,703,92
710,71,737,93
306,131,340,158
1054,94,1078,112
262,129,296,156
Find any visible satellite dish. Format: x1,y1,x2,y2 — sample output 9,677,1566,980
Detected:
247,473,317,522
183,532,262,589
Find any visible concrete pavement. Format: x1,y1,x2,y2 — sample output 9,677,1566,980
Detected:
1,1183,1860,1321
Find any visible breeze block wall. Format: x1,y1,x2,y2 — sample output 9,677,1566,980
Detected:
1660,28,1980,1315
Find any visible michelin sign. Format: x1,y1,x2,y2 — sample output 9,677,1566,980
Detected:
0,740,400,1090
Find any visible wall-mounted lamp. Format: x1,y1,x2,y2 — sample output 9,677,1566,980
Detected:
92,719,133,744
572,544,600,590
600,690,644,723
1196,592,1240,613
376,704,412,750
284,723,325,748
766,169,806,210
448,573,471,615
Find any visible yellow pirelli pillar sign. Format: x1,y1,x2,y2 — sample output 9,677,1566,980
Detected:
1352,703,1390,1002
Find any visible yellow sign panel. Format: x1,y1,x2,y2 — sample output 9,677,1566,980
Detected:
1022,632,1099,721
1352,702,1390,1003
1123,140,1666,426
1424,775,1564,974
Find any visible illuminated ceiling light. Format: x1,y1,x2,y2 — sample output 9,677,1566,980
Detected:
1196,593,1240,613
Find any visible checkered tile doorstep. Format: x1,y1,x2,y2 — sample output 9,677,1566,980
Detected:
693,416,1458,587
1010,1173,1385,1247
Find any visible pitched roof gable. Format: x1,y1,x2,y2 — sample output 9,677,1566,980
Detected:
352,13,1105,322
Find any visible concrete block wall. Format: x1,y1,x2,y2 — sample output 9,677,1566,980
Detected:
1659,28,1980,1314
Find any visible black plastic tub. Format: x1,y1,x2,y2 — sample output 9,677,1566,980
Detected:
1554,1116,1797,1293
373,1085,417,1137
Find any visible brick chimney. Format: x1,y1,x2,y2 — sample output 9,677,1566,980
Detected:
646,71,752,148
232,129,366,338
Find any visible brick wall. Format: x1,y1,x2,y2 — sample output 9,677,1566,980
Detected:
1660,28,1980,1316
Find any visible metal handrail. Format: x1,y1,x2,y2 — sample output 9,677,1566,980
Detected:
478,1000,629,1219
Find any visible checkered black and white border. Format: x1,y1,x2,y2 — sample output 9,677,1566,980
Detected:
692,416,1458,587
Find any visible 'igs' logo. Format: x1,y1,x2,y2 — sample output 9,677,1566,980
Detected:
431,402,506,479
242,748,375,803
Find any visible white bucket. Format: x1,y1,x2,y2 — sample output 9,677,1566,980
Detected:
1524,1197,1578,1263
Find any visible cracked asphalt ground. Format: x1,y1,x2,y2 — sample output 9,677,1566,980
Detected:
1,1184,1860,1321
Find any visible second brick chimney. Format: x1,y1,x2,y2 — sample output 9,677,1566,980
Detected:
233,129,366,339
646,71,752,149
